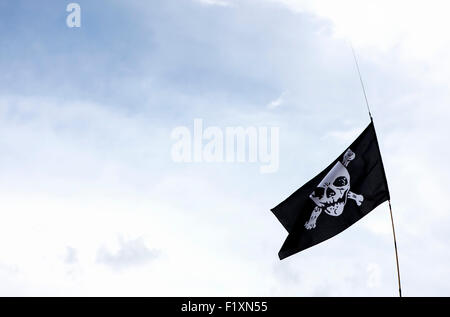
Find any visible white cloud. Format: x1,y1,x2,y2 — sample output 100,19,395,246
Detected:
271,0,450,83
2,1,450,296
267,91,286,109
273,0,450,53
97,237,159,270
195,0,232,7
367,263,382,289
323,127,363,145
64,247,78,265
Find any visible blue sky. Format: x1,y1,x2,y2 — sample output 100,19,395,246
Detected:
0,0,449,296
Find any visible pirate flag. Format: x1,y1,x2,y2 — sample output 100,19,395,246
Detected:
272,121,390,260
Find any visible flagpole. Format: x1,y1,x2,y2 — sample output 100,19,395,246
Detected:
350,43,403,297
350,43,373,121
388,200,402,297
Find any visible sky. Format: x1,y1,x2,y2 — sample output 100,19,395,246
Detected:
0,0,449,296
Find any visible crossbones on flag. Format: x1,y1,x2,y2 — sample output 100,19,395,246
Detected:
272,121,390,260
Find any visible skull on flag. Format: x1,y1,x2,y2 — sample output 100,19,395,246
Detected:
304,149,364,230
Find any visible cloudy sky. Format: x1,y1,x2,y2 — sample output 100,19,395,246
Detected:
0,0,449,296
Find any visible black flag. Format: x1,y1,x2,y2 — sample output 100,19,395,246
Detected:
272,121,390,260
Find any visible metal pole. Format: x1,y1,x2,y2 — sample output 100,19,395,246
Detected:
388,200,402,297
350,43,373,121
350,43,402,297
